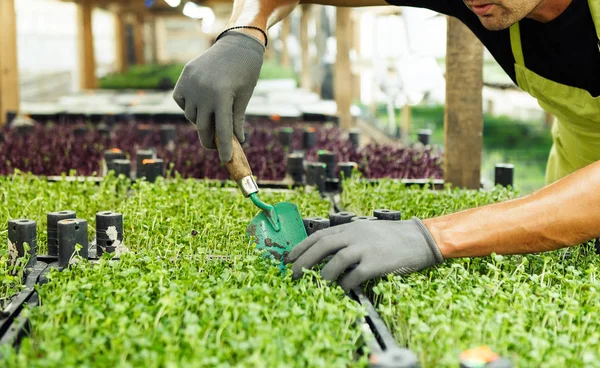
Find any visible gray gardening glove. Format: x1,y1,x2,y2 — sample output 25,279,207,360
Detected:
173,31,265,163
287,218,444,291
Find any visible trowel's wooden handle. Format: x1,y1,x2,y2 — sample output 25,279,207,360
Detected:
216,136,253,181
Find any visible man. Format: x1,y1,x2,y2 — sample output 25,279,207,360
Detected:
173,0,600,291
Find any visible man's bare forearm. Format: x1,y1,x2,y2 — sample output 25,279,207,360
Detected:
225,0,299,43
424,160,600,258
299,0,388,6
226,0,388,43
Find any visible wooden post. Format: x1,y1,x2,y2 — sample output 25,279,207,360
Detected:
77,0,97,90
312,6,326,95
351,13,361,102
133,14,145,65
147,16,158,64
0,0,19,126
155,17,167,64
114,11,128,73
280,17,291,67
335,7,352,129
444,17,484,189
300,4,312,91
401,103,411,145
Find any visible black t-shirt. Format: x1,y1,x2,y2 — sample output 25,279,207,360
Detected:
385,0,600,97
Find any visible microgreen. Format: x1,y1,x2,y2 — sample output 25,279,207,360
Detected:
0,176,368,366
342,179,600,367
0,244,30,309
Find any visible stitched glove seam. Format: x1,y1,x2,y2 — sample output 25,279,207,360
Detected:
411,217,444,264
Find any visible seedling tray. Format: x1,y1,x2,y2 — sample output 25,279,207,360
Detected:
0,262,48,347
361,178,444,189
351,288,418,368
0,240,113,348
45,175,304,190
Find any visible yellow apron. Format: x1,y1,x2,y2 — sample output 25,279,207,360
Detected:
509,0,600,184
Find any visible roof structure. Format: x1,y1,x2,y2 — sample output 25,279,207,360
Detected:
59,0,228,15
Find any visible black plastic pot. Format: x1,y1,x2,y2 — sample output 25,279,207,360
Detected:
302,217,330,236
7,219,37,267
73,125,88,137
351,216,378,222
495,164,514,188
373,209,402,221
318,150,337,179
104,149,126,162
136,124,152,140
112,159,132,179
302,128,316,150
306,162,326,193
96,211,123,257
349,128,360,148
329,211,356,226
278,127,294,148
14,125,34,136
418,129,432,146
47,210,76,256
160,125,176,146
325,178,340,192
135,149,155,174
140,159,164,183
97,123,111,139
6,111,17,125
338,162,357,180
57,219,89,267
286,153,305,184
104,149,127,173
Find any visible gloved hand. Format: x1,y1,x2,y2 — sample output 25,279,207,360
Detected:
173,31,265,163
287,218,444,291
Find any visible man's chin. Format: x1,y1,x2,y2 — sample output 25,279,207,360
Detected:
479,17,513,31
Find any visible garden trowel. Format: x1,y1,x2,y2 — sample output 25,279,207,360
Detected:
218,137,308,264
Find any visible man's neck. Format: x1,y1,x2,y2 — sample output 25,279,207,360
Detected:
527,0,573,22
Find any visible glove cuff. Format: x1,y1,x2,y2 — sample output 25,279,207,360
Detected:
411,217,444,264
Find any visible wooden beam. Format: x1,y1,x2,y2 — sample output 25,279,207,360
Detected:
77,0,97,90
280,16,291,67
443,17,484,189
133,14,145,65
300,4,312,91
335,7,352,129
114,11,128,73
0,0,19,126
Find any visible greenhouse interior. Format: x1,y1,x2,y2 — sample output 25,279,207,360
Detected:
1,0,599,367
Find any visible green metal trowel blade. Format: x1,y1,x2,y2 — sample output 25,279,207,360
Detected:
246,202,308,263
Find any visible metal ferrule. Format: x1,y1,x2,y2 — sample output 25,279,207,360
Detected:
237,176,259,197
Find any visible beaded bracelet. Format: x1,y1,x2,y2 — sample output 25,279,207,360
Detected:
215,26,268,47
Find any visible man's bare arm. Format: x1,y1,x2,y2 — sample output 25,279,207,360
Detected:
226,0,389,43
299,0,389,6
425,160,600,258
